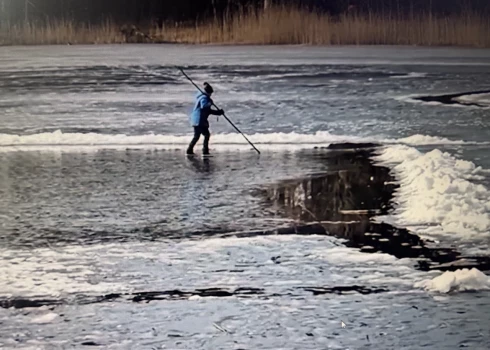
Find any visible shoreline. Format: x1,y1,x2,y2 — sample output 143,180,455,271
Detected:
2,42,490,48
2,42,490,49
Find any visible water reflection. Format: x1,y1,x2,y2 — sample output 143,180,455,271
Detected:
186,155,213,173
262,146,396,222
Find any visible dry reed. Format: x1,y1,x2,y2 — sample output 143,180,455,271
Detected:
1,6,489,47
0,19,124,45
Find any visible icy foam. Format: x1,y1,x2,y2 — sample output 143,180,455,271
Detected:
415,268,490,293
376,145,490,238
393,134,473,146
0,130,484,152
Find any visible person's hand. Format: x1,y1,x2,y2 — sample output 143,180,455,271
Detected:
218,109,225,115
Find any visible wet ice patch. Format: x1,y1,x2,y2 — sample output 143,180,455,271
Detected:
375,145,490,239
415,268,490,293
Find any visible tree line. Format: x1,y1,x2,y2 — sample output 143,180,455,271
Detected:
1,0,489,25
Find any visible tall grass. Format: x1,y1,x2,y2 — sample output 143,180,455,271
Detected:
0,19,124,45
1,6,489,47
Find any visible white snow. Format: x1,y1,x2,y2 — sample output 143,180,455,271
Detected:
30,313,59,324
375,145,490,238
454,93,490,107
1,130,485,153
414,268,490,293
0,130,361,152
393,134,476,146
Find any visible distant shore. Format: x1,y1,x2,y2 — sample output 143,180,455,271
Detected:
1,7,489,47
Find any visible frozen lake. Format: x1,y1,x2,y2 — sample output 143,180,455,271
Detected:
0,45,489,349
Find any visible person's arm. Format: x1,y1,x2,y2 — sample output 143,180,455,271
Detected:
200,96,224,116
209,108,224,116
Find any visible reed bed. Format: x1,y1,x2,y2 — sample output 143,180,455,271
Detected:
0,19,124,45
1,7,489,47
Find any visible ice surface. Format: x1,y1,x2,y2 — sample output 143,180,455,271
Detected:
415,268,490,293
3,289,489,350
1,45,490,70
1,45,490,349
0,236,422,298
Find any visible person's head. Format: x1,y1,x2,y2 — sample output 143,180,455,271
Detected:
203,82,214,96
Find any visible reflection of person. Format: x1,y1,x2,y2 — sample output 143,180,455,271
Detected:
187,155,212,173
186,82,224,155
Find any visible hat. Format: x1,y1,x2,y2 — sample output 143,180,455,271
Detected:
203,82,214,94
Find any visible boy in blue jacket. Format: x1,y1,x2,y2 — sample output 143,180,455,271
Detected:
186,82,224,155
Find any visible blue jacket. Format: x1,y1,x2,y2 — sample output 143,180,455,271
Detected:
190,92,213,127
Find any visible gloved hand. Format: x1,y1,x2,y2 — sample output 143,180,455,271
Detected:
218,109,225,115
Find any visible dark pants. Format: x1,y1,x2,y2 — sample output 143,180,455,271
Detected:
187,125,210,154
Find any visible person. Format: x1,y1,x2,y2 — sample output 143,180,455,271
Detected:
186,82,224,155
